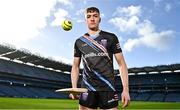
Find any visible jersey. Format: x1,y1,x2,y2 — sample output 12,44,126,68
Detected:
74,30,122,91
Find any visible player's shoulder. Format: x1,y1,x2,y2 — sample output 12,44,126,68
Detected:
100,30,115,36
100,30,117,39
75,33,87,44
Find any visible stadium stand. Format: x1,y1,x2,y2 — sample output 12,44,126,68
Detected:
116,65,180,102
0,44,180,102
0,44,71,98
114,64,180,102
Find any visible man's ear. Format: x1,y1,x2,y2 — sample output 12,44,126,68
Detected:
99,17,101,23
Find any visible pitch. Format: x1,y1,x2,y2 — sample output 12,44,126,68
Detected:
0,97,180,109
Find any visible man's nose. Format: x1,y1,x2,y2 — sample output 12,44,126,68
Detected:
91,18,95,22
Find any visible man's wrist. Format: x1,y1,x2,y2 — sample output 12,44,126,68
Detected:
72,84,77,88
123,86,129,91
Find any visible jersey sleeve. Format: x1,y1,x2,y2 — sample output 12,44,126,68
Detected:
112,35,122,54
74,40,82,57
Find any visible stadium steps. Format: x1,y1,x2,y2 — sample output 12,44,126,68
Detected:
148,92,164,101
163,92,167,102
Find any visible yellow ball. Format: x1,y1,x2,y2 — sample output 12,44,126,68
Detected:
61,19,72,31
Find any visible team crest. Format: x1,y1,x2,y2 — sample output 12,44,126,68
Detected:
100,39,107,48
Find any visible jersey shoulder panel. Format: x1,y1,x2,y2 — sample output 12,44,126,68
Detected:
100,30,116,37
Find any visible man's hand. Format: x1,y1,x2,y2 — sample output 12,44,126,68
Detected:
69,93,80,100
121,90,130,108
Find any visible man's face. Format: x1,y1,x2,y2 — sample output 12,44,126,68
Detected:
85,11,101,30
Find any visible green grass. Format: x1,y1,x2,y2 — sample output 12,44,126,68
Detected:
0,97,180,109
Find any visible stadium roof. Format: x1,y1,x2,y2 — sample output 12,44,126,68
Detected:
0,43,180,74
0,44,71,72
127,64,180,74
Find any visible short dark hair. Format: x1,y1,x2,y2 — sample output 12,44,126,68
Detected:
85,7,100,14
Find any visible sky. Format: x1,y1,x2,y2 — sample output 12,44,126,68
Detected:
0,0,179,69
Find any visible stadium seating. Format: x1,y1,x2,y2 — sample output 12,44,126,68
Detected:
0,57,180,102
0,59,71,82
149,92,164,101
0,58,70,99
115,71,180,102
165,91,180,102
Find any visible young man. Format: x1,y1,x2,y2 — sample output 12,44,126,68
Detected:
70,7,130,110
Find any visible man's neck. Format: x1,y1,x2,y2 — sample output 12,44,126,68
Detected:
88,29,100,35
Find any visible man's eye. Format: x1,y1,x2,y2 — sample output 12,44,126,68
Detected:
87,15,91,18
94,15,98,17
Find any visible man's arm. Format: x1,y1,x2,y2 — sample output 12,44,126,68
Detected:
114,52,130,108
69,57,81,100
71,57,81,88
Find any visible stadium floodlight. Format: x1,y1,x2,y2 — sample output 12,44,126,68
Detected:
128,73,135,75
161,71,172,73
174,70,180,72
149,71,159,74
63,71,71,74
137,72,146,75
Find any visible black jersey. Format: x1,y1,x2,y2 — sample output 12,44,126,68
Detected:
74,30,122,91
